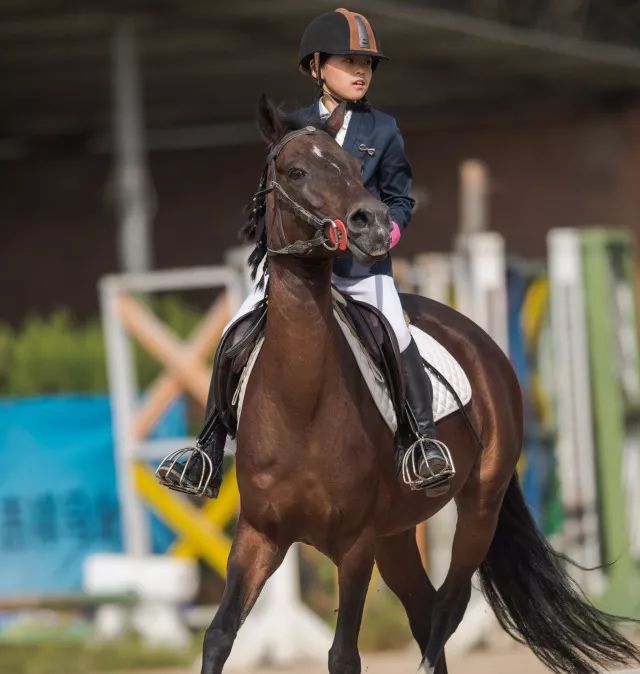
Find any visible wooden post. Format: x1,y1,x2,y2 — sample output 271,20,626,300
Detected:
99,267,241,562
459,159,489,236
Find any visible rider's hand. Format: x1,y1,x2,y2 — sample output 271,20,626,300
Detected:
390,221,401,249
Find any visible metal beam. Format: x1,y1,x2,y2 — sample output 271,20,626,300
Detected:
111,20,153,273
358,0,640,71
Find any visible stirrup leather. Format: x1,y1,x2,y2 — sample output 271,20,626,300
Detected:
155,444,215,497
401,438,455,493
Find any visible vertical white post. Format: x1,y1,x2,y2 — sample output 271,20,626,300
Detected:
112,21,153,273
224,245,254,300
99,278,151,555
547,229,603,593
454,159,508,352
413,253,452,303
459,159,489,236
454,231,509,354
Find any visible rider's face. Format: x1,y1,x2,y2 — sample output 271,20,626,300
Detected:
318,54,373,101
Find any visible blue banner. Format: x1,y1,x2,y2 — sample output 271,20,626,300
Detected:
0,394,184,597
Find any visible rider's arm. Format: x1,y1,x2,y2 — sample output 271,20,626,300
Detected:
377,120,415,245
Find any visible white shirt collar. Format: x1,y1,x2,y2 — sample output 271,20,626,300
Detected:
318,97,331,118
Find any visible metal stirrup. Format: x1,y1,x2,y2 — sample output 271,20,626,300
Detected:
401,438,455,492
155,445,214,496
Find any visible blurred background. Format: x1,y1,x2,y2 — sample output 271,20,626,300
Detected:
2,1,640,672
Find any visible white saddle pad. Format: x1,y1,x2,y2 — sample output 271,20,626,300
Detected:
235,312,472,435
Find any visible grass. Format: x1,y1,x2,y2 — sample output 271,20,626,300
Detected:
0,558,415,674
0,590,414,674
0,636,194,674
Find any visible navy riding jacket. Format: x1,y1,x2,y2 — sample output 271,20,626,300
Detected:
296,100,415,278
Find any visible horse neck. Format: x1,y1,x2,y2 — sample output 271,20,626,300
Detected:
262,255,339,405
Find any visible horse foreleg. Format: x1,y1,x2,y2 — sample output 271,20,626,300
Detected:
201,516,287,674
328,530,376,674
375,529,447,673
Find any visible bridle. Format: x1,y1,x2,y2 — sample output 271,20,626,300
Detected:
254,126,348,257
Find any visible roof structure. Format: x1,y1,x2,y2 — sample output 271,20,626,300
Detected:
2,0,640,144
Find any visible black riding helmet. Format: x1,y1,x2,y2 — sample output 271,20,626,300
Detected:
298,8,388,87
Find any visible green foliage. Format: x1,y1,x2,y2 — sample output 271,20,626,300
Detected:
0,322,15,394
299,546,412,652
359,584,413,652
0,296,205,397
0,636,193,674
0,311,108,396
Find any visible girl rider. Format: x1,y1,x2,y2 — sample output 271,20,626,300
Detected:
158,8,454,498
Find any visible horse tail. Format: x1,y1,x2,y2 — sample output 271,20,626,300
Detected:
478,475,640,674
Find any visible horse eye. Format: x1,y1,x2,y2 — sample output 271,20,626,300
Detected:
287,167,306,180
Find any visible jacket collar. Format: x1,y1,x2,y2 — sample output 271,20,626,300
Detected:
341,108,363,155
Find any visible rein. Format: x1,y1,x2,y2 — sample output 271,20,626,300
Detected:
255,126,348,257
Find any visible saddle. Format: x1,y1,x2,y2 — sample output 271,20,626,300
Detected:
213,288,406,439
212,298,268,435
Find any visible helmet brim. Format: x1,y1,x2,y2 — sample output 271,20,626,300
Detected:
299,50,389,72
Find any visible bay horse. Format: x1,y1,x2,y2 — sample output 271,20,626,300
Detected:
201,96,640,674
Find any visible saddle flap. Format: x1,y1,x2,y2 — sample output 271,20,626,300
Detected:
213,299,267,434
333,291,406,417
212,289,407,437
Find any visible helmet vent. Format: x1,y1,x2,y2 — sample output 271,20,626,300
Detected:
354,15,370,49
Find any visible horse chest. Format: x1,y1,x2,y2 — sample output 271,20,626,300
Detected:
236,324,391,541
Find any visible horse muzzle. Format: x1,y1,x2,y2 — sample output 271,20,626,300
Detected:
348,237,389,266
347,224,390,266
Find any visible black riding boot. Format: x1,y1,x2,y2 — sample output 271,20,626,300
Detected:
156,409,227,499
400,338,455,496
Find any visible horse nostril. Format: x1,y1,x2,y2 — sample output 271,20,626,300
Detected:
348,208,371,232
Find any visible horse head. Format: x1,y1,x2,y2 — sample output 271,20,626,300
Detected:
252,94,391,269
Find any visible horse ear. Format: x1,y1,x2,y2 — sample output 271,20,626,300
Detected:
257,94,286,146
324,102,346,139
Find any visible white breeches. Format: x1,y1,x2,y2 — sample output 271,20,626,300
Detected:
226,273,412,352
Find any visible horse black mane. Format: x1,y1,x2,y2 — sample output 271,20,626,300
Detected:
239,106,328,288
